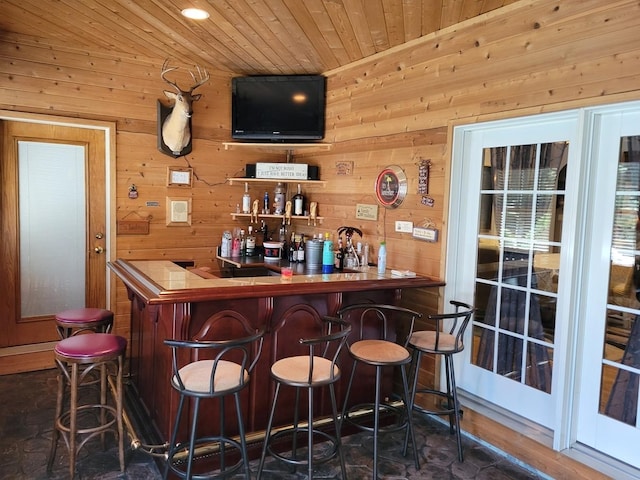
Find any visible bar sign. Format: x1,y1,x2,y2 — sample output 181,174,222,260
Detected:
256,162,308,179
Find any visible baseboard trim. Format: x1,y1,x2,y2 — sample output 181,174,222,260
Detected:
0,342,55,375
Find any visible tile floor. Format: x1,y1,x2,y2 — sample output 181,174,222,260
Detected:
0,369,546,479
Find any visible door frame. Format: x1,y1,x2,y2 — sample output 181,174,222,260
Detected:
0,110,116,374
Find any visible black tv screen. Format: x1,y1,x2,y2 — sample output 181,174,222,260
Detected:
232,75,326,142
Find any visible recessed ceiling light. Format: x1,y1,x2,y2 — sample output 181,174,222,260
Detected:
181,8,210,20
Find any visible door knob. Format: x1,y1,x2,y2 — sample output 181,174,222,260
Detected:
94,246,104,254
95,232,104,239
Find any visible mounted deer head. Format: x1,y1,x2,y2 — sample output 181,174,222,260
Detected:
159,59,210,156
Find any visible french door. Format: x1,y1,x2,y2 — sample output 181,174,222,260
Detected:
575,107,640,468
449,102,640,468
448,112,581,430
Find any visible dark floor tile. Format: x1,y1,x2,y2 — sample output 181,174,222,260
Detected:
0,369,545,480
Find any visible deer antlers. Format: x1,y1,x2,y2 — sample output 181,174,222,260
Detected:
161,59,210,93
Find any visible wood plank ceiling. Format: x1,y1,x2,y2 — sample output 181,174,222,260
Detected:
0,0,518,75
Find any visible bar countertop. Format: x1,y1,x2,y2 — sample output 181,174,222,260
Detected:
108,258,444,305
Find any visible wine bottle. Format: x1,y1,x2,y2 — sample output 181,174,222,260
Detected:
293,184,305,216
298,234,305,263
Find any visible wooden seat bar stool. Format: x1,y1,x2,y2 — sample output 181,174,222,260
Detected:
55,307,114,339
163,322,265,480
47,332,127,478
338,304,421,479
404,300,475,462
257,316,351,479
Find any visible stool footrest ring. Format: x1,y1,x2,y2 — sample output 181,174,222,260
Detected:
267,426,339,467
343,402,409,435
166,436,246,480
412,388,458,416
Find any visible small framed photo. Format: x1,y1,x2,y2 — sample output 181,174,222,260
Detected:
167,167,193,187
166,197,192,226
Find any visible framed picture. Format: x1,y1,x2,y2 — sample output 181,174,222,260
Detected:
166,197,192,226
167,167,193,187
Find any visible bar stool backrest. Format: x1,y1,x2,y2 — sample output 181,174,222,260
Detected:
425,300,475,354
164,312,264,398
337,303,422,347
298,316,352,386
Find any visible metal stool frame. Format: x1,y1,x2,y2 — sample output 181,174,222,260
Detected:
257,316,351,479
163,326,264,480
404,300,474,461
338,303,421,479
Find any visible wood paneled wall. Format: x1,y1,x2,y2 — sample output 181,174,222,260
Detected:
2,1,640,477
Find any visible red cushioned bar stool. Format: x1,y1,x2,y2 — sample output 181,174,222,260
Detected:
46,333,127,478
55,307,114,339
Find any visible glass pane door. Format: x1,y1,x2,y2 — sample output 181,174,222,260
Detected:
450,113,579,430
576,109,640,467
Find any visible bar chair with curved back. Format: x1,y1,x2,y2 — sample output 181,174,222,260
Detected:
338,303,422,479
163,315,265,480
257,316,352,479
404,300,475,462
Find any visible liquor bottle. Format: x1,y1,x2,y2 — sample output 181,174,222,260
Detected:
335,236,344,270
279,225,288,259
246,226,256,256
273,182,286,215
263,191,270,214
293,184,305,216
240,229,246,256
242,182,251,214
289,232,296,262
298,234,306,263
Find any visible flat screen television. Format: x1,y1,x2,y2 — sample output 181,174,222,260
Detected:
231,75,326,142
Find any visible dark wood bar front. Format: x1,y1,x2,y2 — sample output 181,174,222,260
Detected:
108,259,444,448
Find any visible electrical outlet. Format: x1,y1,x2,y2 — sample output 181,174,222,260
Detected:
395,221,413,233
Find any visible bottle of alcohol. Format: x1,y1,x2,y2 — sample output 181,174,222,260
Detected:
335,236,344,270
263,191,270,214
246,226,256,256
239,229,246,256
273,182,286,215
298,234,306,263
289,232,296,262
242,182,251,214
293,184,305,216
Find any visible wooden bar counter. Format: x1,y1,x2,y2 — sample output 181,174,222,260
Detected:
109,258,444,449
